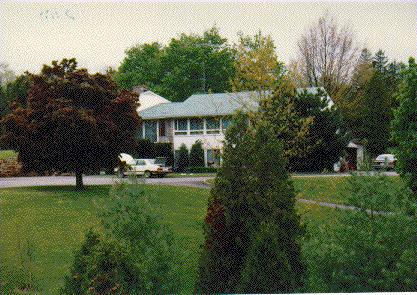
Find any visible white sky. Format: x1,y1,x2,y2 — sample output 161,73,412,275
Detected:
0,1,415,75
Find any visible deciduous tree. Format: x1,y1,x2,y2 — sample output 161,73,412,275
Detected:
233,32,313,160
116,27,236,102
295,13,359,102
0,58,140,189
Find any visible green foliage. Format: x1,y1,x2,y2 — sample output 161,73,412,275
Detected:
232,31,284,93
304,173,416,292
115,42,165,91
391,57,417,194
189,140,205,167
290,88,350,172
344,50,403,155
258,80,314,160
196,112,305,293
0,58,140,189
62,183,184,294
135,139,174,167
116,27,236,102
175,144,189,172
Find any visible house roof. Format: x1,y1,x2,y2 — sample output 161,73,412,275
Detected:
136,90,171,112
139,87,332,120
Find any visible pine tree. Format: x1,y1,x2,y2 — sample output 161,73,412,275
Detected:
196,112,305,293
188,140,205,167
175,144,189,172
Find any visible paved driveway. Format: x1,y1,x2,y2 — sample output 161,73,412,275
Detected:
0,175,212,189
0,171,398,190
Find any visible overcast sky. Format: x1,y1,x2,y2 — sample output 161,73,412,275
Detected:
0,1,415,75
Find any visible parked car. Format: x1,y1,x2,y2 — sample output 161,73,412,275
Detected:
373,154,397,170
153,157,173,173
115,154,171,177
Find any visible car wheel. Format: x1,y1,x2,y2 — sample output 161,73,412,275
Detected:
118,170,125,178
144,170,151,178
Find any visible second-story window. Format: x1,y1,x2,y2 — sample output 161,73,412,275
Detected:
190,118,204,134
175,119,188,135
206,117,220,134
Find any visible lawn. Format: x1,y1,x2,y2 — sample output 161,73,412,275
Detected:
206,175,405,206
0,176,407,293
0,185,209,294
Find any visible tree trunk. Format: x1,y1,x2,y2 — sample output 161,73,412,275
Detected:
75,169,84,190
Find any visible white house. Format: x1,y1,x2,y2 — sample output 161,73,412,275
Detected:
137,88,335,167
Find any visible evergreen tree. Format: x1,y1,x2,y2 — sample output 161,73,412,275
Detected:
175,144,189,172
188,140,205,167
344,50,402,155
391,57,417,194
196,112,305,293
290,88,350,172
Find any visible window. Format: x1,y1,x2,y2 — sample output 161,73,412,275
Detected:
222,117,232,131
144,121,157,142
136,159,146,165
190,118,204,134
159,120,166,137
206,117,220,134
207,149,221,167
175,119,188,135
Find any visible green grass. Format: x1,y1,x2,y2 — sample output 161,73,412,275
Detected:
0,185,208,294
293,175,405,205
0,176,407,293
0,150,17,160
206,175,405,206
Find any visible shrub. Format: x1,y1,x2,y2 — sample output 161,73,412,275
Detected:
196,112,305,293
135,139,174,167
175,144,189,172
303,173,416,292
62,182,184,294
189,140,205,167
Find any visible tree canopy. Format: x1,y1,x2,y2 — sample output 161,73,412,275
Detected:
391,57,417,194
0,58,140,189
294,13,359,102
115,27,236,102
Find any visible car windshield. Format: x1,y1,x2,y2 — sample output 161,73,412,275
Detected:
154,157,166,166
376,154,394,161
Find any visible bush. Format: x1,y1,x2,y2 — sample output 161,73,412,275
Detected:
303,173,416,292
62,182,184,294
175,144,189,172
196,112,305,293
189,140,205,167
135,139,174,167
186,167,219,173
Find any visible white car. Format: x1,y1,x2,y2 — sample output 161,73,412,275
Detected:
115,154,169,178
373,154,397,170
